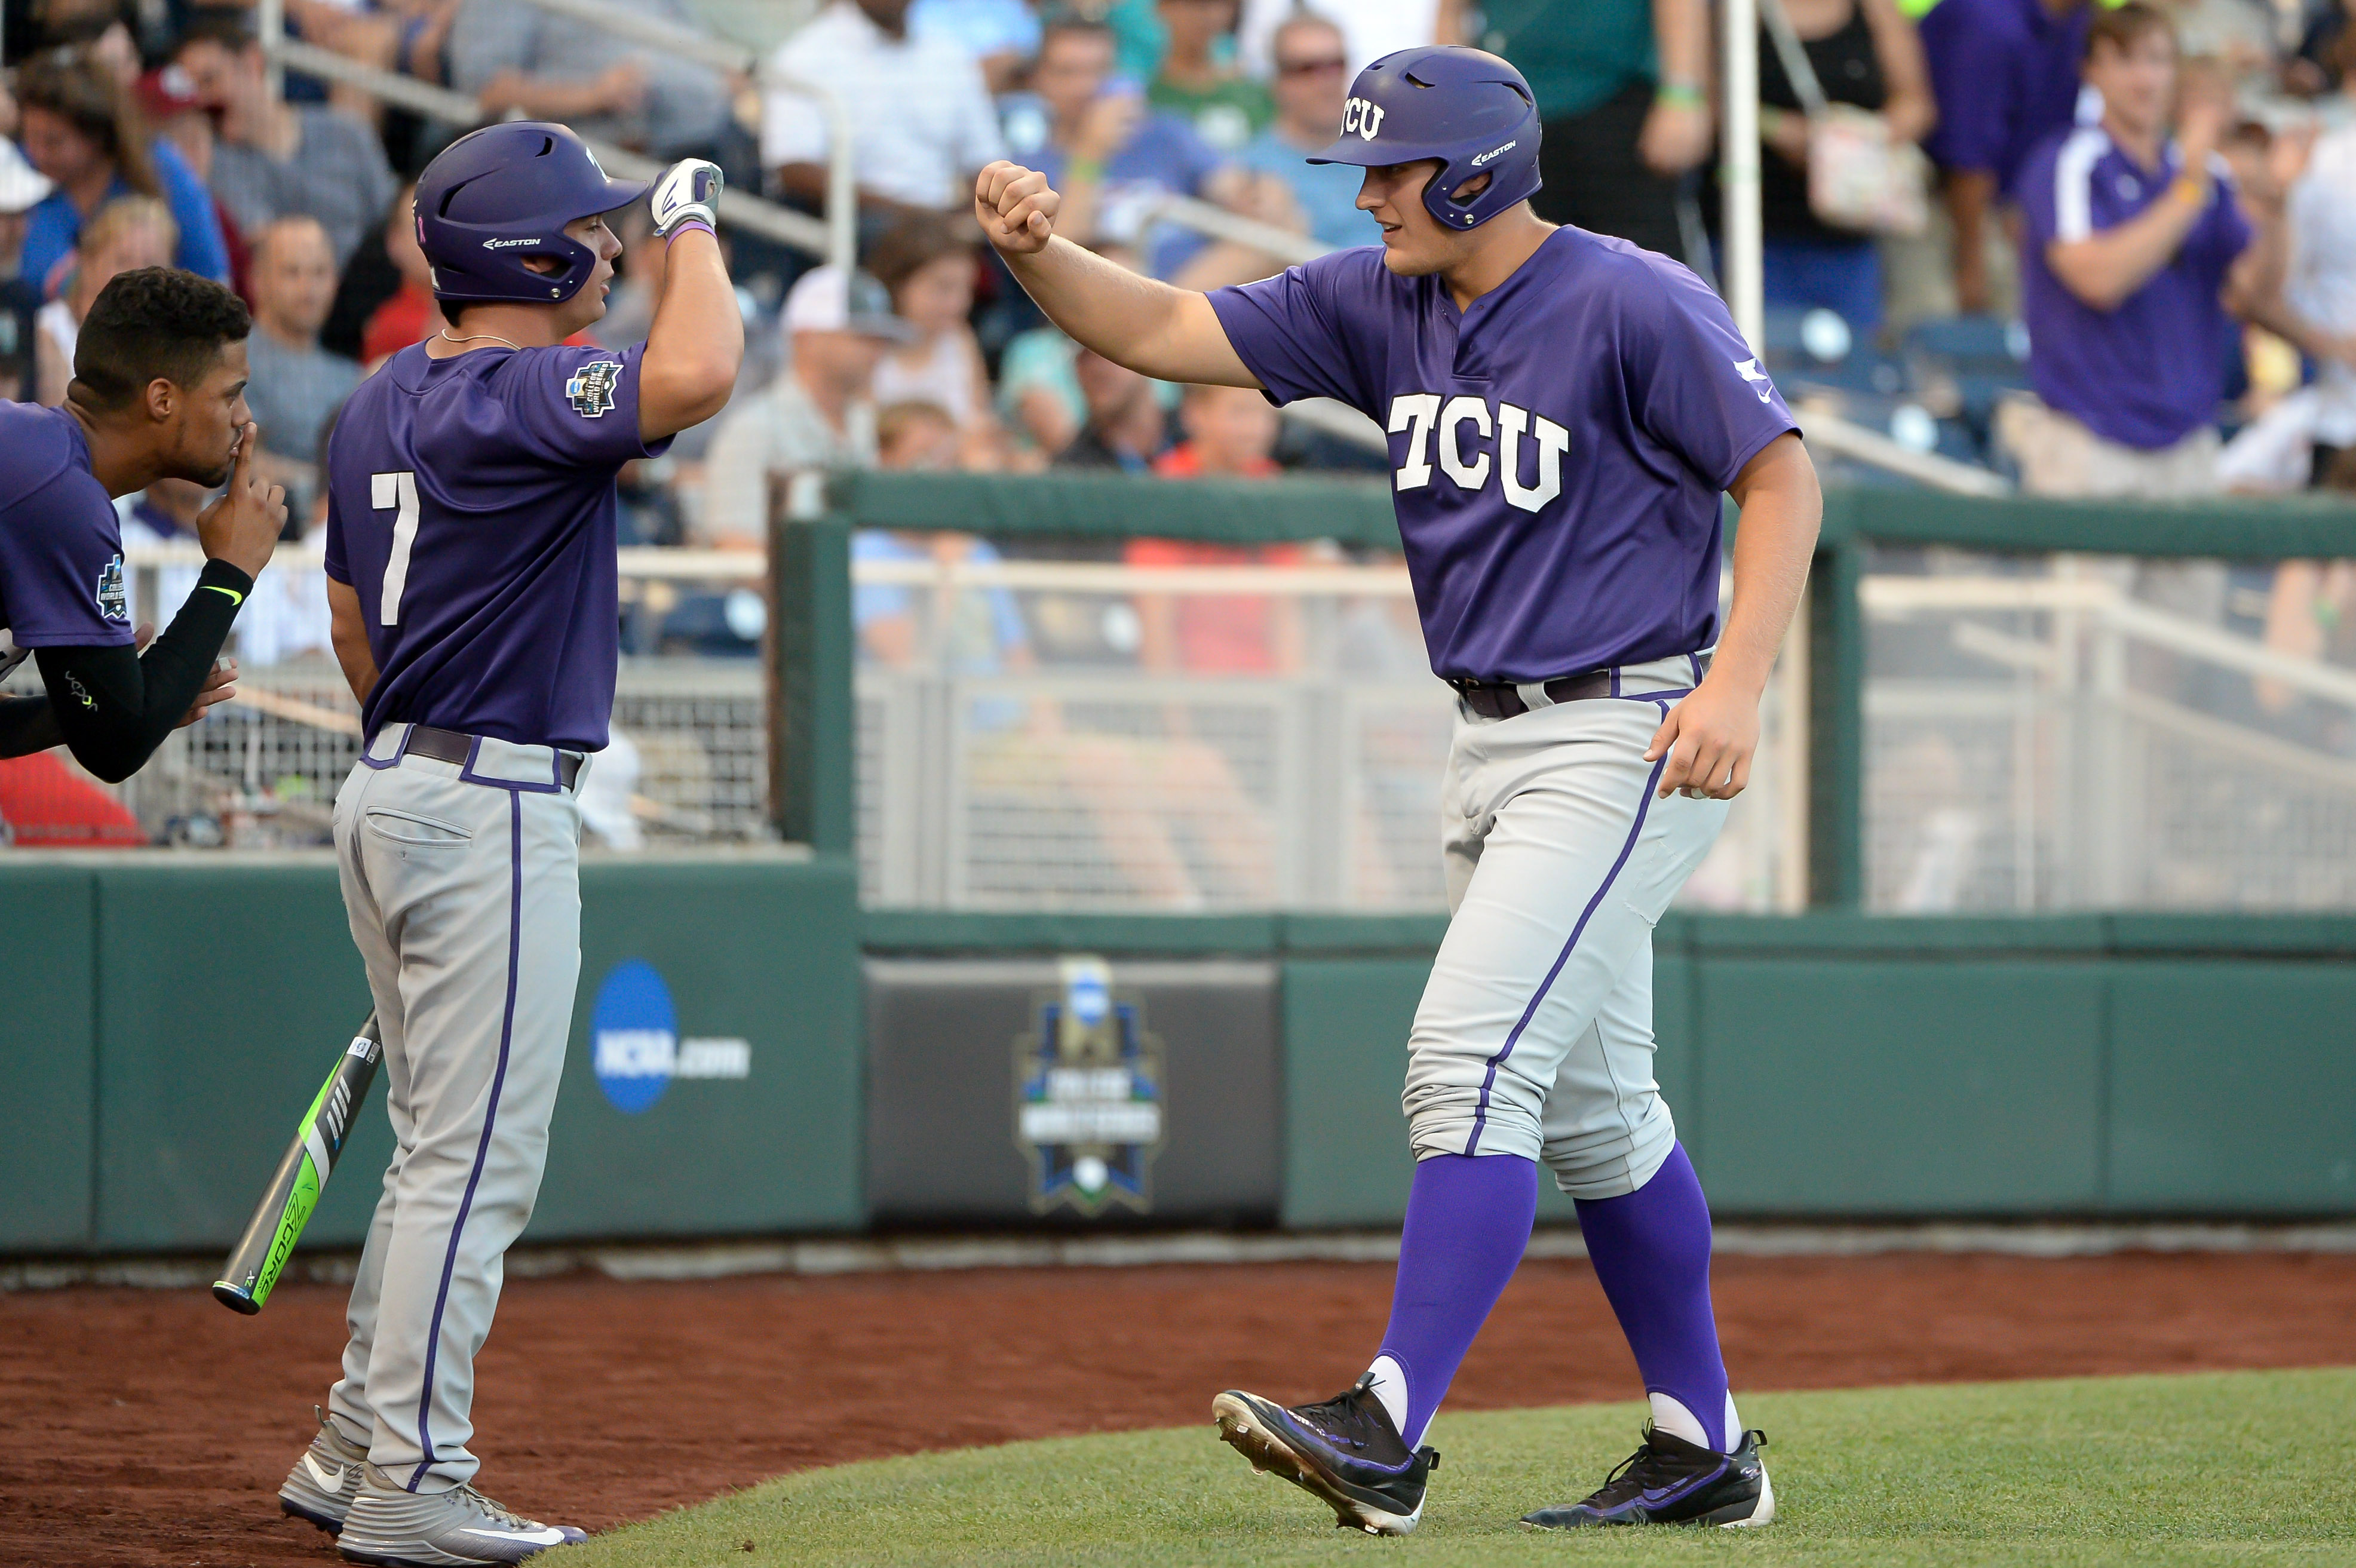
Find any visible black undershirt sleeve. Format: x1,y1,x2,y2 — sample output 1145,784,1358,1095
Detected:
0,692,64,757
32,559,255,784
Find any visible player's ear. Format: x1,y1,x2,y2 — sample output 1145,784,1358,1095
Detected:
145,378,178,425
1449,171,1493,204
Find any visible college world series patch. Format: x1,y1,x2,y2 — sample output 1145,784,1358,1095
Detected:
95,553,128,622
566,359,622,418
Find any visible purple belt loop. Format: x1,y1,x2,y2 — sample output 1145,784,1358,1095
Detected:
360,722,414,771
1688,652,1703,686
1609,666,1622,699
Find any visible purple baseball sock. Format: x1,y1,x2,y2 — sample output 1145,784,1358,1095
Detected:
1573,1142,1734,1450
1369,1152,1538,1449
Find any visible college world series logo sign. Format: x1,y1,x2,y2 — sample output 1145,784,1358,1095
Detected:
1013,956,1164,1216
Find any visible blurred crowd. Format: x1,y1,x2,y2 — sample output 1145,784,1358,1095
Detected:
7,0,2356,632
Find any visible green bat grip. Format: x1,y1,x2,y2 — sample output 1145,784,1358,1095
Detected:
213,1015,384,1315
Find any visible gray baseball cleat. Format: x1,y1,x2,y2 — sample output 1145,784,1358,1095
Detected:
280,1406,370,1535
338,1467,586,1566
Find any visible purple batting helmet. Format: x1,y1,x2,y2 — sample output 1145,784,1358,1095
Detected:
1309,47,1542,232
414,121,648,306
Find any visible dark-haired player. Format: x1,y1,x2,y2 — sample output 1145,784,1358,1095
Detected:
0,266,287,781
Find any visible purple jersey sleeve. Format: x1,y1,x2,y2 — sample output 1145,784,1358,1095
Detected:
1206,248,1388,416
504,342,675,469
1624,259,1801,490
0,409,136,648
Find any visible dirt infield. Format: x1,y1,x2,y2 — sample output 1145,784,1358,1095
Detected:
8,1248,2356,1567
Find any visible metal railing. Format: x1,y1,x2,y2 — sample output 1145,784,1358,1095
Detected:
260,33,848,268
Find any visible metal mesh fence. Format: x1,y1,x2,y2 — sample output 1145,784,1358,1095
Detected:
1861,548,2356,910
848,543,1802,912
0,549,769,852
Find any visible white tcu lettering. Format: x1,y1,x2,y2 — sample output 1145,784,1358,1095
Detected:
1387,394,1569,509
1497,402,1570,512
1438,396,1492,490
1342,97,1385,140
1387,393,1440,491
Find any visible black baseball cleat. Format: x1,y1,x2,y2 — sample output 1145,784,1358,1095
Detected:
1520,1425,1774,1530
1212,1373,1440,1536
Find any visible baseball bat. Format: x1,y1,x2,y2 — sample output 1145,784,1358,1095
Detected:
211,1014,384,1316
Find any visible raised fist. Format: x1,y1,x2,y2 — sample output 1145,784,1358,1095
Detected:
651,158,723,238
974,161,1062,257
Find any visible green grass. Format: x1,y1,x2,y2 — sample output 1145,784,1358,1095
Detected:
567,1369,2356,1567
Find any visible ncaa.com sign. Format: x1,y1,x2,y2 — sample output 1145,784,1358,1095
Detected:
589,958,751,1114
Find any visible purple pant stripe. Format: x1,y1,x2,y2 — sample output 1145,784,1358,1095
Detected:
1461,726,1671,1156
406,790,524,1492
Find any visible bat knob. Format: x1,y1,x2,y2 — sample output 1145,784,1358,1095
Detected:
212,1281,263,1316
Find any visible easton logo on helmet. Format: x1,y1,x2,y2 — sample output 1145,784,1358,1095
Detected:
1470,140,1517,166
1340,97,1385,139
482,237,546,249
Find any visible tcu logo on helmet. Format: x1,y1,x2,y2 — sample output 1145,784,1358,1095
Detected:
1388,394,1570,514
1340,97,1385,140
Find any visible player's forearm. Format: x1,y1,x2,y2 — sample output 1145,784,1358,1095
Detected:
327,579,378,705
1004,238,1255,386
640,228,743,440
1714,434,1821,699
36,560,252,784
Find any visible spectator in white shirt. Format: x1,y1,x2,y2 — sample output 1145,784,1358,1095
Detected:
763,0,1007,216
698,266,914,545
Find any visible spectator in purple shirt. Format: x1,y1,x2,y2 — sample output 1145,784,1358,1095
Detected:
2002,2,2286,501
1918,0,2091,314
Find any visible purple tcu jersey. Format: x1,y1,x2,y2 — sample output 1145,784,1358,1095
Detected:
1209,229,1798,684
2018,126,2250,452
0,401,136,678
323,341,669,751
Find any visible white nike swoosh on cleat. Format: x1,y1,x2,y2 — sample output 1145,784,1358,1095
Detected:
456,1526,570,1546
303,1454,348,1491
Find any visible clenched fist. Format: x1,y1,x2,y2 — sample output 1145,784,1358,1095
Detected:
196,422,286,581
651,157,723,238
974,161,1063,256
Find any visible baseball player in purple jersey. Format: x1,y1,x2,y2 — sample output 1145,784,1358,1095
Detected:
277,124,740,1566
977,46,1821,1536
0,268,280,777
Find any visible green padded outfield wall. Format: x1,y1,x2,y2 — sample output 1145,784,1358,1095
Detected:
1273,913,2356,1225
0,861,99,1250
78,852,861,1254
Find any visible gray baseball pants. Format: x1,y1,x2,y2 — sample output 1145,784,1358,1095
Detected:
323,723,587,1492
1403,653,1728,1198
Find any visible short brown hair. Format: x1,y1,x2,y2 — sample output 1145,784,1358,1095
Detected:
864,210,974,299
2084,1,2176,62
15,50,159,200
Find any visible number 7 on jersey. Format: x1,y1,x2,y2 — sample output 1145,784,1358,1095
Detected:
371,470,421,627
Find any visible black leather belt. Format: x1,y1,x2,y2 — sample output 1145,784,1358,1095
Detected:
406,723,584,790
1449,671,1612,720
1450,652,1710,722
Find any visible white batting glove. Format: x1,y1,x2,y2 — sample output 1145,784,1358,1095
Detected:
650,158,723,238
